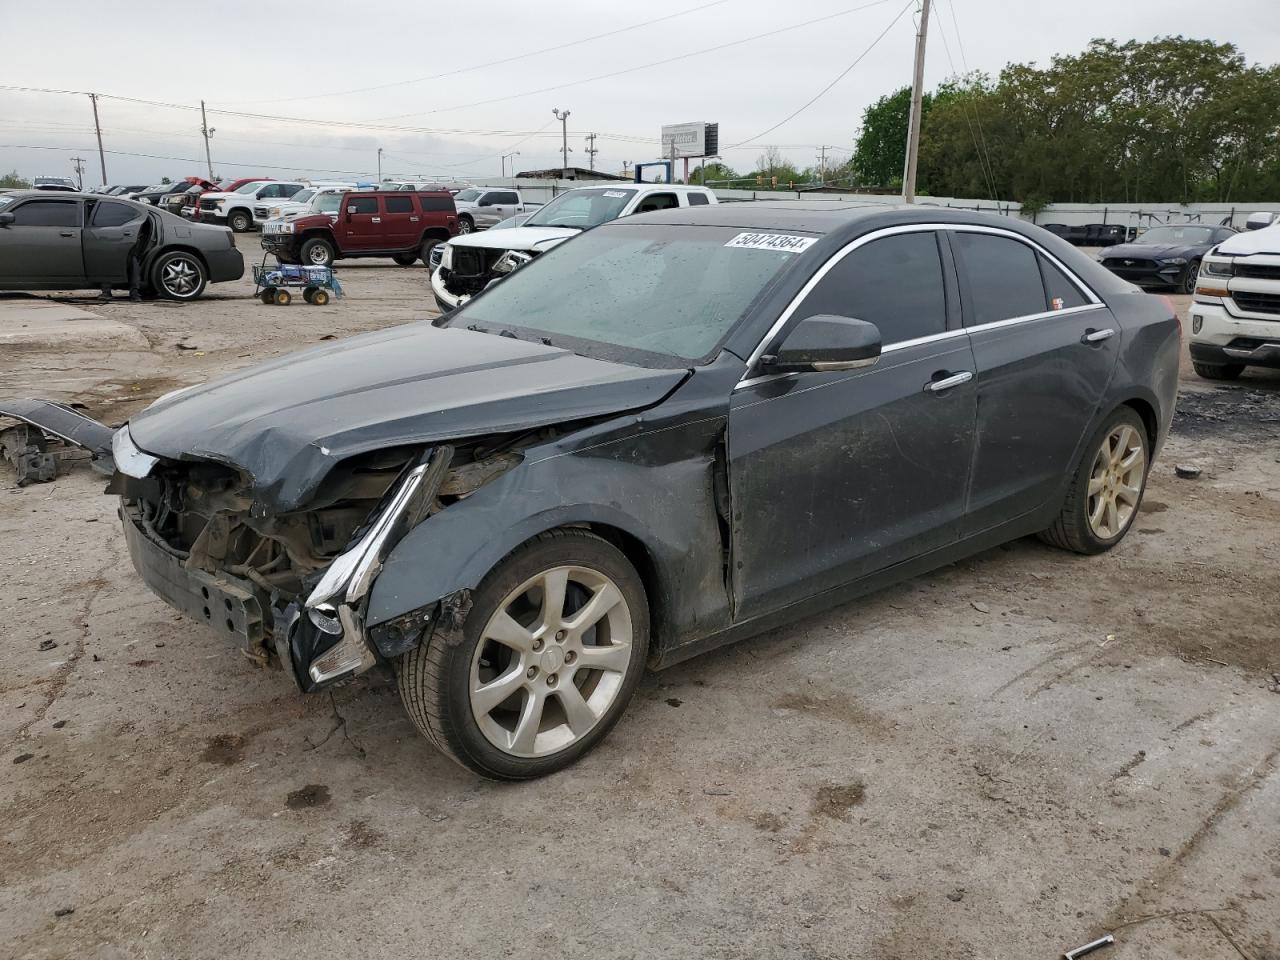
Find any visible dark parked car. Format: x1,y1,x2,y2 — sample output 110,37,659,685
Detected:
1097,224,1237,293
2,205,1178,779
0,191,243,300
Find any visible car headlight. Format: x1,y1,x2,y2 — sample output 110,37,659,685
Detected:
1199,258,1233,278
1162,257,1188,266
490,250,532,276
441,245,454,270
270,207,281,217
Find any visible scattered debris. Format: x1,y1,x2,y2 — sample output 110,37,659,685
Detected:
971,601,991,614
38,639,58,651
13,753,34,764
1158,847,1171,857
1099,634,1117,648
53,907,75,918
665,697,683,708
812,781,865,820
1174,464,1201,479
703,786,732,796
175,343,199,351
946,889,965,902
1062,933,1114,960
286,784,331,809
51,720,67,729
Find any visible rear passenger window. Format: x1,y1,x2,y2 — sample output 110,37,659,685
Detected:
1039,256,1088,310
952,232,1045,325
348,196,378,214
418,195,454,213
635,193,679,213
92,201,141,227
687,193,710,206
385,196,413,213
796,231,946,344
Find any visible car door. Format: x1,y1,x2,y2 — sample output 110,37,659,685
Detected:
381,194,417,248
947,228,1120,535
476,191,512,228
83,200,146,284
0,197,85,282
727,229,976,620
341,195,381,251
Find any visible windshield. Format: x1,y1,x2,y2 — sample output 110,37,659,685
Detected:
234,181,264,194
1139,225,1213,245
0,196,13,210
523,188,637,229
289,188,316,204
314,193,343,213
447,223,809,362
455,189,482,202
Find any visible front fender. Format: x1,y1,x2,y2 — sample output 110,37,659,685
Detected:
366,415,732,651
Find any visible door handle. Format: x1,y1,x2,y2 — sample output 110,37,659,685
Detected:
925,371,973,393
59,230,75,238
371,217,381,223
1081,327,1115,344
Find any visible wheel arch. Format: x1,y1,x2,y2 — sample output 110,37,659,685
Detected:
420,227,451,244
1119,395,1159,451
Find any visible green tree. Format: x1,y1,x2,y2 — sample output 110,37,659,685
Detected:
689,161,738,186
0,169,30,189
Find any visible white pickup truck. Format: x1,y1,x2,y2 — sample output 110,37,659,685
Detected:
184,181,307,232
451,187,540,234
431,182,716,311
1189,222,1280,380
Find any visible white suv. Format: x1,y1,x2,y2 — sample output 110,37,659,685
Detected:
185,181,306,232
1190,224,1280,380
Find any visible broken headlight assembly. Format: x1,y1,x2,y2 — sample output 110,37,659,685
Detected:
490,250,533,276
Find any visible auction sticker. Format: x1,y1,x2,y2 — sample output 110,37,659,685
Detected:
724,232,816,253
602,191,628,198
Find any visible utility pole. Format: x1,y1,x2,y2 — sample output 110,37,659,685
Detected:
377,147,383,182
816,145,836,185
552,108,571,179
70,156,86,190
584,132,598,172
200,100,216,182
901,0,931,203
88,93,107,185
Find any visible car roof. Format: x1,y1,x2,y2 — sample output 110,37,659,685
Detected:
619,200,1040,235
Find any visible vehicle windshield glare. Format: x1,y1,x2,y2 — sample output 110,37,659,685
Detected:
1139,225,1214,245
234,181,263,194
314,193,343,213
0,196,13,210
448,223,810,362
523,188,637,229
290,189,316,204
455,189,482,202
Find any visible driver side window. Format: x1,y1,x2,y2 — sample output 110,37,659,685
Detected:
795,232,947,345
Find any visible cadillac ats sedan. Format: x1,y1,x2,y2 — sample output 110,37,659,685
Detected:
2,204,1180,779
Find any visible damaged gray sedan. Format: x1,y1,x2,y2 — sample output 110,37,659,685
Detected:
3,203,1180,779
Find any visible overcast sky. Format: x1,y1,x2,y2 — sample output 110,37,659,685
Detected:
2,0,1278,186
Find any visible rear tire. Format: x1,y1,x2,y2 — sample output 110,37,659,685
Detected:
300,237,336,267
1193,361,1245,381
397,529,649,780
1039,406,1148,555
152,250,207,301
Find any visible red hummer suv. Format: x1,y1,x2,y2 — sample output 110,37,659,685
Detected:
260,190,459,267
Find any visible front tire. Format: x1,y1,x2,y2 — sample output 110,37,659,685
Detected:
398,529,649,780
392,252,418,266
152,251,207,301
228,209,252,233
1039,407,1149,555
300,237,336,267
457,215,475,234
1179,259,1201,295
1193,361,1245,381
419,237,441,264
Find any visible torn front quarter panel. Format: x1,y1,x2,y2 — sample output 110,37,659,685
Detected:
0,398,116,483
124,324,688,513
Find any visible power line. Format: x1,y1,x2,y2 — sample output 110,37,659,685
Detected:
943,0,997,196
222,0,731,105
932,2,997,199
369,0,901,122
728,0,915,149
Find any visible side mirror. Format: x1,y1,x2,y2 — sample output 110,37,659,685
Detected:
761,315,882,373
0,212,13,227
346,205,358,215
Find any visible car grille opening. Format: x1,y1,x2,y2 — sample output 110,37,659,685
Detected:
200,198,219,211
1234,263,1280,281
1231,291,1280,315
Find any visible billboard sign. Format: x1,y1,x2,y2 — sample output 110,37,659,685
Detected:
660,122,719,159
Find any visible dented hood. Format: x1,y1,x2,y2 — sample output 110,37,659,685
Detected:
128,324,686,512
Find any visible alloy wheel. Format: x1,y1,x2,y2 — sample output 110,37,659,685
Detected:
161,256,200,297
1086,423,1145,539
469,565,633,758
307,245,331,265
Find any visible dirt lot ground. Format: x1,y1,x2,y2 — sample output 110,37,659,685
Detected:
2,236,1278,959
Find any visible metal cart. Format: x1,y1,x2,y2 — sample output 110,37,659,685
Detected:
252,262,343,306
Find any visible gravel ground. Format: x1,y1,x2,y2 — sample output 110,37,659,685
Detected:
1,235,1278,960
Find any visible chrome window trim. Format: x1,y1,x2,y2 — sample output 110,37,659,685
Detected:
735,222,1104,390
